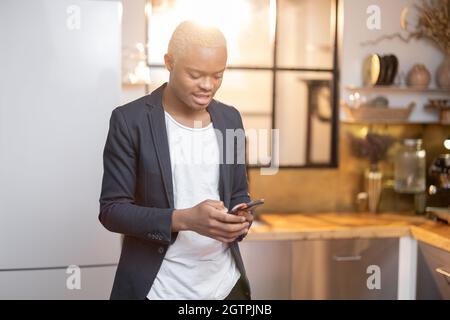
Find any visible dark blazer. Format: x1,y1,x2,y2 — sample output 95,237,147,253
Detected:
99,83,252,300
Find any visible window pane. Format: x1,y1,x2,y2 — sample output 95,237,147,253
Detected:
214,70,272,114
242,115,272,166
212,70,273,167
275,71,332,166
277,0,334,69
308,80,332,164
148,0,274,66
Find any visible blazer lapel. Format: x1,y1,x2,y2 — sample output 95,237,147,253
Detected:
146,85,174,208
207,102,230,206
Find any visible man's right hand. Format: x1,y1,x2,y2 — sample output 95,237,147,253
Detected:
172,200,249,243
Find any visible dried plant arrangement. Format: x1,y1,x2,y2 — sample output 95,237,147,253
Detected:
361,0,450,54
349,132,396,170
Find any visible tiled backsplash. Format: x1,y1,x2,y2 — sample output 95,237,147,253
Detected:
248,123,450,214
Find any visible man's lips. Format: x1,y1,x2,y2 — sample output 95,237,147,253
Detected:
192,93,212,104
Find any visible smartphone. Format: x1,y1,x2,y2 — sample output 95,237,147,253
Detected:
229,199,264,214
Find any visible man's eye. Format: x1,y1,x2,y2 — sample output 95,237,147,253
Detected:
189,73,200,79
214,74,223,79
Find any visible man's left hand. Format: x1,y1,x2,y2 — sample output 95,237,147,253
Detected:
235,208,254,223
234,208,253,240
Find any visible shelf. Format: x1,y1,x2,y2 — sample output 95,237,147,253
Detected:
341,119,447,125
345,86,450,95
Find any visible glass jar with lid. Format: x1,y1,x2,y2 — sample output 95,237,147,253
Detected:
394,139,426,193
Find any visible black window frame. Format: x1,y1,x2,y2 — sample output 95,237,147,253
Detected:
145,0,340,169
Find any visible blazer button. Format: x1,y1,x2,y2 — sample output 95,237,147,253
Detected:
158,246,164,254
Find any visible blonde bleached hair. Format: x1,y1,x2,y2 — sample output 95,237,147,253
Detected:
167,20,227,61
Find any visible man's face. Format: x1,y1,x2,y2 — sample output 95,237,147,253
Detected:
165,44,227,111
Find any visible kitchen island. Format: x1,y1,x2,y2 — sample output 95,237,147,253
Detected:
245,212,450,252
240,212,450,300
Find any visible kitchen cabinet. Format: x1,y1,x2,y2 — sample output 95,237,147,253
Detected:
240,237,399,299
291,238,399,299
239,240,292,300
416,241,450,300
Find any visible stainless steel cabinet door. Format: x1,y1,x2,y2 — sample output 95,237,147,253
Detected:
239,240,292,299
292,238,399,299
416,241,450,300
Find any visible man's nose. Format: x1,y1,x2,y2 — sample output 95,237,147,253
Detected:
199,77,213,91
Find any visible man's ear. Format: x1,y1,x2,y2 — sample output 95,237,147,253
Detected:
164,54,174,72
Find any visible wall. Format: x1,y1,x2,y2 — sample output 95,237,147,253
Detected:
340,0,446,122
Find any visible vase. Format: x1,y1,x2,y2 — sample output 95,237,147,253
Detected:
436,55,450,90
365,168,383,213
406,64,431,89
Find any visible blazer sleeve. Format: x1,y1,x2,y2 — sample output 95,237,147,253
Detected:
99,108,174,245
229,107,253,242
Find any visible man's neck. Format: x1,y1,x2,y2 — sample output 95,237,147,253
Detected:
162,84,211,128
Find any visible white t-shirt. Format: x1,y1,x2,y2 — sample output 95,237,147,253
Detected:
146,111,240,300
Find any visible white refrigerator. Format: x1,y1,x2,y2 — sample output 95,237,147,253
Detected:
0,0,122,299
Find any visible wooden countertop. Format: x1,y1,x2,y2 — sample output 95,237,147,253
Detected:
245,212,450,252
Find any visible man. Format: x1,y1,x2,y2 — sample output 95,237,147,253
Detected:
99,21,254,300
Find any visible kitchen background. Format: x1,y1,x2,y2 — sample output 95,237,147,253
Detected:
121,0,450,213
0,0,449,300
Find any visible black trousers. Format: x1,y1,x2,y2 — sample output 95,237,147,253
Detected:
224,275,251,300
